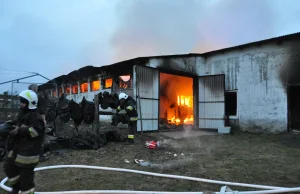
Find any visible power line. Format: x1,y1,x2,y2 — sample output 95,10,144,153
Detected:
0,67,35,74
12,81,53,85
0,73,34,74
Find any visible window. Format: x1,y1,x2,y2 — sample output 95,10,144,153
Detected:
65,86,71,94
72,85,78,94
225,91,237,116
59,88,62,96
90,80,100,91
80,83,88,93
103,78,112,89
52,90,57,97
118,74,132,89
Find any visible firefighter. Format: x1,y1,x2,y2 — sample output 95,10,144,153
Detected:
115,92,138,144
3,90,45,194
28,84,48,162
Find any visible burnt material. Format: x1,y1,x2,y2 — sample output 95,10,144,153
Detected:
98,92,119,110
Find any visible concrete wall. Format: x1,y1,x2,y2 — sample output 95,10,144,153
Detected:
195,38,300,133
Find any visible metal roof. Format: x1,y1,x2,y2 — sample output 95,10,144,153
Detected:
198,32,300,56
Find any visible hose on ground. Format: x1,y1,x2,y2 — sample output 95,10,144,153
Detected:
1,165,299,194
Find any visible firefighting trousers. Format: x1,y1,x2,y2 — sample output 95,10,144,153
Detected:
3,157,35,193
128,121,137,140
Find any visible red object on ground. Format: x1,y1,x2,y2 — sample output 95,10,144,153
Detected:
145,140,160,149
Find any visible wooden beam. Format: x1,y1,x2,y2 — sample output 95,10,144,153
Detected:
93,94,100,134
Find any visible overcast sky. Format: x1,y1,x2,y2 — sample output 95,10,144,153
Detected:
1,0,300,93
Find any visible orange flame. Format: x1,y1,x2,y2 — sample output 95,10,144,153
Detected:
104,78,112,88
170,115,194,125
160,73,194,126
72,85,78,94
168,95,194,125
65,86,71,94
91,80,100,91
177,95,192,107
80,83,88,93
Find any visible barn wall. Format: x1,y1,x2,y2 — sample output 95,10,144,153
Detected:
195,38,300,133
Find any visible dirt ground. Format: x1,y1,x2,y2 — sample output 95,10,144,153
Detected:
1,126,300,193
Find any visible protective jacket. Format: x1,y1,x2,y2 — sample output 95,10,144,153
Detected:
116,97,138,122
8,109,45,168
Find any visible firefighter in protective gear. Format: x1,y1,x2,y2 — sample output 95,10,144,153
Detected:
115,92,138,144
3,90,45,194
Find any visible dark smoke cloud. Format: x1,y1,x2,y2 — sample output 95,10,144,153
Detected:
111,0,300,61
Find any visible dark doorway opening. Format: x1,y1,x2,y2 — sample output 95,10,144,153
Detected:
288,85,300,131
225,91,237,116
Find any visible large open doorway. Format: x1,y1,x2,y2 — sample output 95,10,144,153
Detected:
159,72,194,128
288,85,300,131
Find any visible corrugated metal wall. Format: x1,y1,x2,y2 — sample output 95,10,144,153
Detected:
198,75,225,129
134,65,159,131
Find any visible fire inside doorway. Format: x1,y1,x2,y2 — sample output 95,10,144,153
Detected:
159,72,194,126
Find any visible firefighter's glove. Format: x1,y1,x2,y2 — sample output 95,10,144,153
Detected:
9,127,19,137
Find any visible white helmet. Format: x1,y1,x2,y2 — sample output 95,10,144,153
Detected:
119,92,128,100
19,90,38,109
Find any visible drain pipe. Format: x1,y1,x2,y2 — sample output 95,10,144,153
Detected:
2,165,297,194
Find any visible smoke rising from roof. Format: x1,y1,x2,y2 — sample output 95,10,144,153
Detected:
111,0,300,61
1,0,300,92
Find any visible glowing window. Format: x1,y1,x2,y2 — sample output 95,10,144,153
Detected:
59,88,63,96
119,74,131,89
90,80,100,91
65,86,71,94
104,78,112,89
72,85,78,94
80,83,88,93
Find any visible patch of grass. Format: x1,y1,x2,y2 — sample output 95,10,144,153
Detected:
0,132,300,193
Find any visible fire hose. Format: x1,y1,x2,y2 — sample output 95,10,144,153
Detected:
1,165,300,194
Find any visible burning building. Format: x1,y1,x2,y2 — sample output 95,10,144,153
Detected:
39,32,300,133
160,73,194,125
